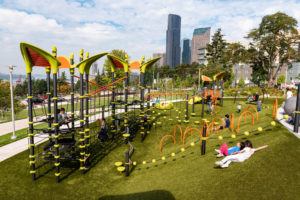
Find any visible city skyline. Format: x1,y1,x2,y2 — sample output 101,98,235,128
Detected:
1,0,300,73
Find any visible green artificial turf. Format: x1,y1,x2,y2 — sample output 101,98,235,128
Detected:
0,98,299,200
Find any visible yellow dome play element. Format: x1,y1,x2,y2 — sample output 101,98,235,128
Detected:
283,115,289,119
142,161,146,165
171,153,175,157
258,127,263,132
218,136,223,140
123,133,130,138
231,134,236,139
152,159,156,163
271,121,276,126
115,162,122,167
162,156,166,160
244,131,249,136
181,148,185,152
190,142,195,147
117,167,125,172
133,161,137,166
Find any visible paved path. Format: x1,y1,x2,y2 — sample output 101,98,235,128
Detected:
0,100,182,162
277,105,300,139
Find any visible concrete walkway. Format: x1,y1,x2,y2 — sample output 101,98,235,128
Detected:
277,105,300,139
0,100,182,162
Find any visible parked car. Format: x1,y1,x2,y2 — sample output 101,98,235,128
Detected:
26,97,45,104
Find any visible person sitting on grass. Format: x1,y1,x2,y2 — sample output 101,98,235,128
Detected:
215,140,268,168
219,114,230,129
257,100,262,112
215,142,245,158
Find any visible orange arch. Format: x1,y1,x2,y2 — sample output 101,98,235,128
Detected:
174,125,183,140
159,135,176,152
245,105,258,121
236,111,255,135
182,127,203,147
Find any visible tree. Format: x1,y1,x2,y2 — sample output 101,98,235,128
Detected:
94,69,102,85
102,49,129,89
223,42,249,67
238,77,245,87
205,28,228,66
277,74,286,85
246,12,300,87
174,76,181,88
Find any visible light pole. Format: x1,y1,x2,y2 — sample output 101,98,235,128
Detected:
9,65,17,140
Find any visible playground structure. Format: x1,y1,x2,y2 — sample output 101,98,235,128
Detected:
20,42,163,181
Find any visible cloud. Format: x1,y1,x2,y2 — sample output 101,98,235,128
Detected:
0,0,300,74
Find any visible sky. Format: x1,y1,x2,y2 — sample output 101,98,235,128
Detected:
1,0,300,75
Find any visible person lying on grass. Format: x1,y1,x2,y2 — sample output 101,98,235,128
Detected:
215,142,245,158
215,140,268,168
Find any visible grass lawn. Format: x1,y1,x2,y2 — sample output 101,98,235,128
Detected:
0,98,299,200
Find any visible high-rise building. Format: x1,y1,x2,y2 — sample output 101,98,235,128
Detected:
153,52,166,67
166,14,181,68
182,39,191,64
191,27,210,64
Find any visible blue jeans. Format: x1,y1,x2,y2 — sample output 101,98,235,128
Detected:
207,101,212,112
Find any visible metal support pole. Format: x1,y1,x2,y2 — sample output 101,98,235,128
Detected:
125,72,129,134
53,72,60,182
198,68,201,92
111,72,116,140
46,67,52,143
85,74,90,161
147,72,151,136
192,89,195,115
201,124,207,155
140,72,145,142
70,56,75,140
201,87,205,118
185,94,189,123
125,150,129,176
293,84,300,133
9,65,16,140
27,73,35,181
220,79,224,106
102,105,105,119
79,73,85,174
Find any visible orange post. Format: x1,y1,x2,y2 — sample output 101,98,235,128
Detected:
236,111,255,135
210,117,225,133
159,135,176,152
230,114,234,132
273,99,278,120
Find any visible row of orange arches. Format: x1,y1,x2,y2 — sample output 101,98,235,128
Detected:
159,99,277,152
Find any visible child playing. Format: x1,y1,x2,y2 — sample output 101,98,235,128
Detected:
215,142,245,158
215,140,268,168
237,104,241,113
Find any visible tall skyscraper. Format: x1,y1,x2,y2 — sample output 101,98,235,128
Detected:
182,39,191,64
166,14,181,68
153,52,166,67
191,27,210,64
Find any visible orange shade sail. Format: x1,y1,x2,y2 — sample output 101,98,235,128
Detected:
201,75,212,82
57,56,71,68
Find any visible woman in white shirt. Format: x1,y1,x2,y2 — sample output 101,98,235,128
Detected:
215,140,268,168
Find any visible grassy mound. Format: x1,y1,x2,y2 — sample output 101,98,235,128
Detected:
0,99,299,200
